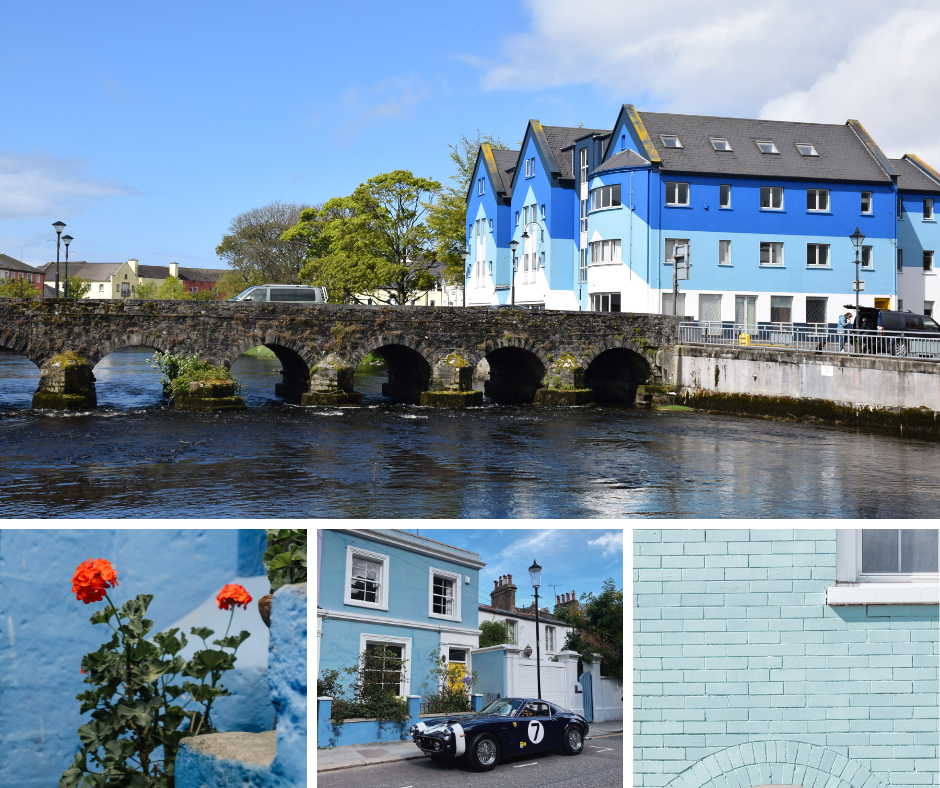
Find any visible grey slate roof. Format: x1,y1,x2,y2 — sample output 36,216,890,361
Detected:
0,253,42,273
136,264,227,281
541,125,609,179
491,148,520,195
636,111,894,183
594,148,650,174
891,157,940,193
39,262,122,280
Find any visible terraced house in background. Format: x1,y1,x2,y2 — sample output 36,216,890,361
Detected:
634,528,939,788
466,106,940,326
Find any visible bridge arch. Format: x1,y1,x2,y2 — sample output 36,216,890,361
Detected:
228,335,318,402
480,337,550,404
352,337,434,404
663,741,883,788
584,339,654,404
84,332,176,366
0,329,43,367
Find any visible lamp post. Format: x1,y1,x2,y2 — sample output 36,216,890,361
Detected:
52,221,66,299
62,235,73,298
528,559,542,700
850,227,866,314
453,245,470,307
508,239,519,306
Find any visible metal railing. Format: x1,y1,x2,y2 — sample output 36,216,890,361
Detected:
679,321,940,360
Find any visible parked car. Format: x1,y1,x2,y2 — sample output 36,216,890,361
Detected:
229,284,326,304
410,697,588,772
845,305,940,356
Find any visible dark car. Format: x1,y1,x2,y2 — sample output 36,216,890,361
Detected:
846,305,940,356
409,697,589,772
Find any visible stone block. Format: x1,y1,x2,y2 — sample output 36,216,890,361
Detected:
419,390,483,407
533,387,595,405
174,395,247,412
187,379,236,398
300,391,363,406
32,351,97,410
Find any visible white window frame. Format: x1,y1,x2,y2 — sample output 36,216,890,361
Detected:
719,184,731,209
861,191,872,214
925,251,934,273
756,140,779,154
760,241,784,267
807,189,830,212
710,138,732,151
664,182,690,207
660,135,682,148
719,239,732,266
861,245,873,269
829,529,939,605
478,178,484,196
428,566,462,622
545,626,555,652
795,142,818,156
580,148,589,184
806,243,829,267
359,632,412,697
344,545,390,611
925,198,935,220
760,186,784,210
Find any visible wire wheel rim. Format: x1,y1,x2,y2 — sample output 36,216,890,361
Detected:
477,739,497,765
568,729,583,750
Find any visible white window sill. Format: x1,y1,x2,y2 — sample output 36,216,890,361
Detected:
343,598,389,611
428,611,461,622
588,261,623,268
827,583,939,605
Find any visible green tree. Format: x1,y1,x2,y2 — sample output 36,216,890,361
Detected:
427,131,506,286
478,619,516,648
213,270,254,301
287,171,442,305
135,277,193,300
0,277,41,298
63,275,92,299
216,201,312,285
553,579,623,680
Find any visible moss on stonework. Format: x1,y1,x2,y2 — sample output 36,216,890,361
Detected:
173,395,247,412
419,390,482,407
533,388,594,406
444,352,469,368
47,350,89,369
552,352,579,370
301,391,363,407
32,391,97,410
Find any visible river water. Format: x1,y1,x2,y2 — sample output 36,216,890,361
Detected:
0,347,938,518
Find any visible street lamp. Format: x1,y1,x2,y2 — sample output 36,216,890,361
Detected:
850,227,866,314
508,239,519,307
52,221,66,299
528,559,543,700
62,235,73,298
453,245,470,307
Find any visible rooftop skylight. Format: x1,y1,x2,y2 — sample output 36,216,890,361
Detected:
661,135,682,148
796,143,818,156
756,140,779,154
710,138,732,152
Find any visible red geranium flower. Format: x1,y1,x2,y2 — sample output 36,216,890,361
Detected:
216,583,252,611
71,558,119,604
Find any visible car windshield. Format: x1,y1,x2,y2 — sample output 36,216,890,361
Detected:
478,699,525,716
231,287,257,301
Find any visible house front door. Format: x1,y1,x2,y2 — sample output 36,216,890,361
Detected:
448,648,467,692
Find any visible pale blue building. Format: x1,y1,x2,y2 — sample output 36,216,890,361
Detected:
634,528,939,788
315,529,484,708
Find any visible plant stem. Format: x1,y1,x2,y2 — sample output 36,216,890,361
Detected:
223,608,235,640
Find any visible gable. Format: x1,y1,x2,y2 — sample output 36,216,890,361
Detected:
606,104,662,166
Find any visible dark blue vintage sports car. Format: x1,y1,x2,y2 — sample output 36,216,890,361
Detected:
409,697,589,772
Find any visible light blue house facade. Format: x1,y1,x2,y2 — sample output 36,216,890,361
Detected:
634,528,939,788
315,529,484,721
894,155,940,317
466,105,940,326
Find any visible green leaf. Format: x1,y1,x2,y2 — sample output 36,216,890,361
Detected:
88,607,116,626
76,720,112,747
189,627,213,641
268,552,295,570
213,631,250,650
116,700,152,728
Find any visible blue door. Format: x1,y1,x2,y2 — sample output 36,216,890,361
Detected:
579,671,593,722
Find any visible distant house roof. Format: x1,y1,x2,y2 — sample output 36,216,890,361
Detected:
39,262,123,280
891,155,940,194
136,265,227,281
491,148,520,196
594,148,650,174
0,253,42,273
479,603,569,626
622,107,895,183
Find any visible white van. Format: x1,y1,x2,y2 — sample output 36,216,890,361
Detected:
230,284,327,304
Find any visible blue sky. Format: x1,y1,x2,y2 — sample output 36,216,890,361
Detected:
3,1,937,269
409,529,623,610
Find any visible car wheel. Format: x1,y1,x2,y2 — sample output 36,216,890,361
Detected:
562,724,584,755
466,733,500,772
895,340,910,357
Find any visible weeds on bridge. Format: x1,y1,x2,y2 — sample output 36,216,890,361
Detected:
148,351,245,396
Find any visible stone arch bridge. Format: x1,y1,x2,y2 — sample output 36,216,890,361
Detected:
0,299,680,407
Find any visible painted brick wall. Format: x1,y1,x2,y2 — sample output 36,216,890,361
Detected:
634,529,939,788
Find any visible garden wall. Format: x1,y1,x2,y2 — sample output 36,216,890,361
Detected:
0,529,271,788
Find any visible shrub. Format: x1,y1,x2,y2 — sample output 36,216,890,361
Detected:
262,529,307,594
419,649,478,714
147,351,245,396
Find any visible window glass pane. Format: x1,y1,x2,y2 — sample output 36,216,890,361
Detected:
821,191,829,211
862,529,900,573
610,293,621,312
773,188,782,208
700,294,722,322
819,245,828,266
806,297,827,324
613,240,621,260
719,240,731,264
761,187,770,208
771,296,793,322
720,184,730,207
761,243,771,265
666,182,676,204
901,529,939,571
601,294,609,311
862,246,872,268
679,183,689,204
807,190,815,210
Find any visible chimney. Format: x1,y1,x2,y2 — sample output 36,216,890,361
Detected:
490,574,517,612
169,261,179,279
555,589,579,615
127,259,138,276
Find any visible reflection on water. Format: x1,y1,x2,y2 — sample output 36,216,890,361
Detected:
1,348,939,518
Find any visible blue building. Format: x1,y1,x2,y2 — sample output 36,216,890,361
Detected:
466,105,940,326
315,529,484,706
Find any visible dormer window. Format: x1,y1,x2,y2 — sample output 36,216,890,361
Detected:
661,135,682,148
710,138,732,152
756,141,779,154
796,143,818,156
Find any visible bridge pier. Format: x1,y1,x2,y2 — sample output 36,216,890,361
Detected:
534,353,595,406
301,357,362,407
31,352,97,410
420,355,483,407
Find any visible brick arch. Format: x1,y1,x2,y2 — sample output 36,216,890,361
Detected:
665,741,884,788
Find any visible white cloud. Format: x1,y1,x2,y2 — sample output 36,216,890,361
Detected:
588,531,624,557
759,7,940,165
0,152,137,220
332,76,437,145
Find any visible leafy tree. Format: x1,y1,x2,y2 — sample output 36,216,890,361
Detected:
213,270,254,301
190,288,219,301
135,276,192,300
63,275,91,299
0,276,41,298
216,201,313,285
427,130,506,286
479,619,516,648
553,578,623,680
287,171,442,305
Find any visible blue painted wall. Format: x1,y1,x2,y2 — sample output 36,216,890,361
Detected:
0,529,270,788
471,648,508,700
634,529,939,788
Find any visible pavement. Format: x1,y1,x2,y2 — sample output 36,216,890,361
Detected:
317,724,623,788
316,719,623,773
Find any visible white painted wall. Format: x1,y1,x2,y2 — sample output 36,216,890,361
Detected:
477,609,571,657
